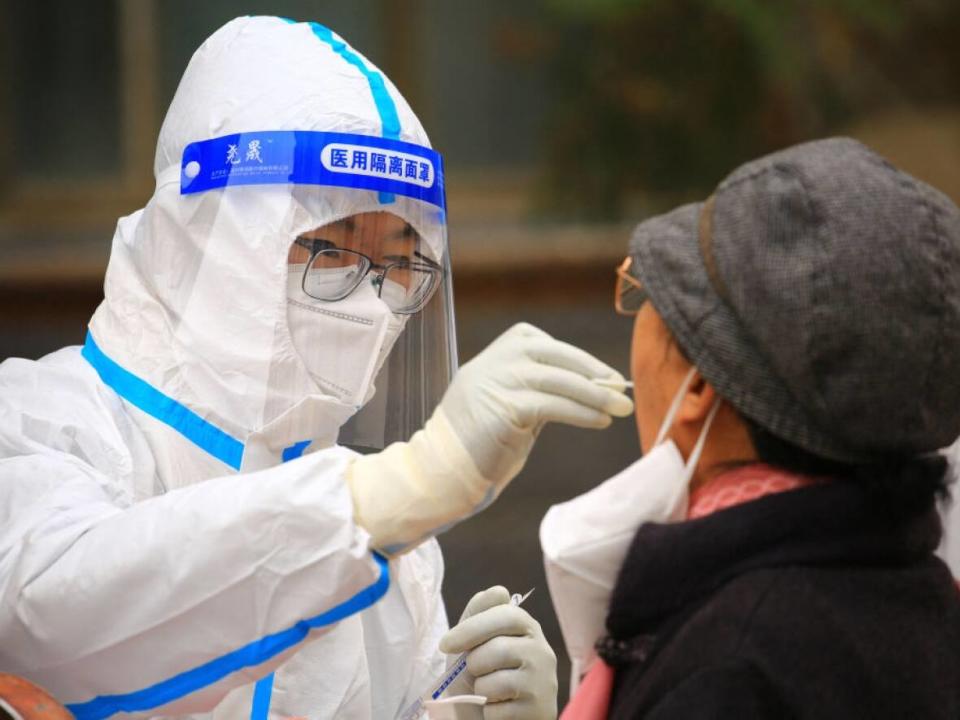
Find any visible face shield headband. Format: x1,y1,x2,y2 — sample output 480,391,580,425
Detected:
181,130,445,212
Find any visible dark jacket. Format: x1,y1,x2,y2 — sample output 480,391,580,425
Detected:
600,481,960,719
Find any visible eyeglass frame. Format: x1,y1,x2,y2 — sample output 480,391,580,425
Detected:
614,256,648,316
293,236,444,315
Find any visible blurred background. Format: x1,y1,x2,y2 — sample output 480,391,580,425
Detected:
2,0,960,702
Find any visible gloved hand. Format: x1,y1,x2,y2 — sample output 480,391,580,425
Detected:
440,586,558,720
347,323,633,554
438,322,633,487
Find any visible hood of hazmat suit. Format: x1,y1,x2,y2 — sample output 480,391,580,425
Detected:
90,20,456,474
0,16,452,720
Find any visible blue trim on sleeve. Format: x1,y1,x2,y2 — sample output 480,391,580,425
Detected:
66,553,390,720
81,332,244,471
250,673,275,720
281,440,312,462
245,438,312,718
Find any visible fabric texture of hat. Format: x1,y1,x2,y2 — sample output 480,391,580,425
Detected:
630,137,960,462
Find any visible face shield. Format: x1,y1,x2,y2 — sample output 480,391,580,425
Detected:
180,130,456,452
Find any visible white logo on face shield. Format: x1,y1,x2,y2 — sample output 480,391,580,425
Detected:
321,144,434,187
246,140,263,163
286,266,407,406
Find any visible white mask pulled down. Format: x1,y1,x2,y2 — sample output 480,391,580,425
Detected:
540,367,720,695
286,265,407,408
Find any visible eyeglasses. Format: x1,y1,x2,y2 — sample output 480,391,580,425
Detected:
293,237,443,314
614,256,647,315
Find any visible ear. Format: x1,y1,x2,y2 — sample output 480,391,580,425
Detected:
676,371,717,425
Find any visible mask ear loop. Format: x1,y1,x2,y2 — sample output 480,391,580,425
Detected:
651,366,723,483
654,366,698,446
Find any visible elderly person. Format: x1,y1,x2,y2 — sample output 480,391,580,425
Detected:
544,138,960,719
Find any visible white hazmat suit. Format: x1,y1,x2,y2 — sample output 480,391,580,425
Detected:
1,16,451,720
0,16,632,720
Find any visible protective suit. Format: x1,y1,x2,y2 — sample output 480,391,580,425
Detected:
0,16,451,720
0,16,632,720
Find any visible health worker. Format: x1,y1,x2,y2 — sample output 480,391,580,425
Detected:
0,17,632,720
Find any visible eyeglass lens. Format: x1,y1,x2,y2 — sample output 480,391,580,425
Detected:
304,248,439,313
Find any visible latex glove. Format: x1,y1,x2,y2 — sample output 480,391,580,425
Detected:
441,586,558,720
347,323,633,554
438,322,632,486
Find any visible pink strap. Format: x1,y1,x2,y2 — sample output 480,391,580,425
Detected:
559,660,615,720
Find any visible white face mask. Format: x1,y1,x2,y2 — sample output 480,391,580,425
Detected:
371,278,409,375
286,265,407,408
540,367,720,695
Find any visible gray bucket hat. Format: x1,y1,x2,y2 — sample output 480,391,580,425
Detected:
630,137,960,462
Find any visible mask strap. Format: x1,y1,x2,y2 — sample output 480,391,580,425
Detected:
653,366,723,483
654,366,698,446
682,397,722,485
